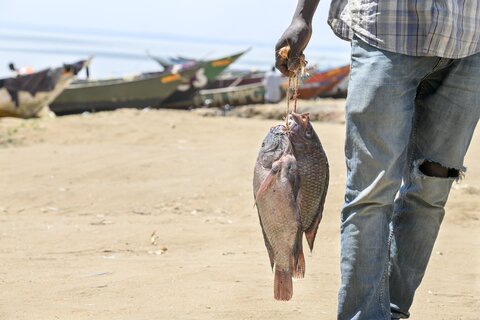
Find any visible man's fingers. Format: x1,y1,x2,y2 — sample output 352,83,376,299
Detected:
275,55,290,76
275,40,291,76
287,50,305,72
275,39,307,75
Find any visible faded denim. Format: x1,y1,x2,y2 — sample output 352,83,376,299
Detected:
338,36,480,320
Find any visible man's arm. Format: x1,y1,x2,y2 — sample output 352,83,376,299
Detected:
275,0,320,76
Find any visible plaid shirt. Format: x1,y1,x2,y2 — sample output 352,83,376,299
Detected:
328,0,480,59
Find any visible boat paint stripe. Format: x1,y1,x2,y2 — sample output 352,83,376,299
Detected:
211,59,231,67
161,74,181,83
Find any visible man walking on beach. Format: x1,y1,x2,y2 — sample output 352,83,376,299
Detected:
263,66,284,104
275,1,480,319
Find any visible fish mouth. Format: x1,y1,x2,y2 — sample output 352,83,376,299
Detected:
289,112,303,126
288,112,303,134
288,112,307,135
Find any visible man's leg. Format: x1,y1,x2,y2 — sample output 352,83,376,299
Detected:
338,37,439,320
389,53,480,319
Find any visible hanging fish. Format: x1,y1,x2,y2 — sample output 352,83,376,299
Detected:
253,125,304,301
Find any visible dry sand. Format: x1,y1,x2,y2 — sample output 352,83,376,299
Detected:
0,102,478,319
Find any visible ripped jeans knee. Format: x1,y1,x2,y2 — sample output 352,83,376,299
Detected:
418,160,460,178
413,159,465,181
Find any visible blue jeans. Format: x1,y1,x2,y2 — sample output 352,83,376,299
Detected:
338,36,480,320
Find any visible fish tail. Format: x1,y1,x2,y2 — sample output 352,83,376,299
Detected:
274,269,293,301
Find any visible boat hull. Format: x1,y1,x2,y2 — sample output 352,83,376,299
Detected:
297,65,350,100
0,61,87,118
160,51,247,109
194,82,265,108
50,67,200,115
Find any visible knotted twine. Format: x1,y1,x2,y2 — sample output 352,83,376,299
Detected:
278,46,307,129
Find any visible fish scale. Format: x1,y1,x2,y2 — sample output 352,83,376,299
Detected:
296,145,328,229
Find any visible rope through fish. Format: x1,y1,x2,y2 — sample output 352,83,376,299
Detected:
278,46,307,129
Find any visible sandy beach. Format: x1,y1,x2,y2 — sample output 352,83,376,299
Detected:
0,102,478,319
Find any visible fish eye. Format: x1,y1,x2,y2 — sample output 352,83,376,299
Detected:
305,130,313,138
261,142,265,147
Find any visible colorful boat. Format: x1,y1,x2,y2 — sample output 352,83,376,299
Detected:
204,71,265,89
191,69,292,108
297,65,350,100
0,60,88,118
159,50,248,109
318,76,349,98
193,81,266,108
50,64,204,115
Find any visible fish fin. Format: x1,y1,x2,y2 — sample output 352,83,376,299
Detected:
293,249,305,279
255,164,280,201
293,189,303,224
285,156,300,202
274,269,293,301
255,171,275,201
293,232,305,278
305,172,329,252
305,213,322,252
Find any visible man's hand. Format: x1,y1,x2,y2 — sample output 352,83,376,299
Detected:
275,0,320,76
275,18,311,76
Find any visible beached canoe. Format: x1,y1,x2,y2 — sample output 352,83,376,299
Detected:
204,71,264,89
318,76,349,98
193,81,266,108
0,60,88,118
50,64,203,115
159,50,248,109
297,65,350,100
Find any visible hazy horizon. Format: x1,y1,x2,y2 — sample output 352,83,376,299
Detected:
0,0,350,78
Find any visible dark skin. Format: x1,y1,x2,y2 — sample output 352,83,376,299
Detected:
420,161,453,178
275,0,320,76
275,0,453,179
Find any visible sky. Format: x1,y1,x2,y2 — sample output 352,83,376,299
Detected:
0,0,350,79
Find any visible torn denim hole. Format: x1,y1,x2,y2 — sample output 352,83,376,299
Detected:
412,159,466,182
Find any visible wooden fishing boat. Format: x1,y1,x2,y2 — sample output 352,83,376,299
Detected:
159,50,249,109
204,71,265,89
50,64,203,115
193,81,266,108
191,69,292,108
318,76,349,98
0,59,88,118
297,65,350,100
